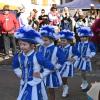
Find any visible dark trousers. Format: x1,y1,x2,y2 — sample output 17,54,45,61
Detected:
2,34,16,55
97,44,100,52
0,34,4,52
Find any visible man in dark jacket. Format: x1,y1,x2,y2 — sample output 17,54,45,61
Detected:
38,9,49,28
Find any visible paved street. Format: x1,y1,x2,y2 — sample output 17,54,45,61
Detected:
0,53,100,100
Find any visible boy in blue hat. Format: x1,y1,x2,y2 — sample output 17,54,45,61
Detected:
74,26,96,91
12,26,54,100
59,30,80,97
39,25,66,100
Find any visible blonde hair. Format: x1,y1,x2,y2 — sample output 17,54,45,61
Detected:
62,7,70,17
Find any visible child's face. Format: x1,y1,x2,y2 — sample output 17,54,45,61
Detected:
61,38,69,47
80,36,89,42
19,40,33,54
42,37,52,46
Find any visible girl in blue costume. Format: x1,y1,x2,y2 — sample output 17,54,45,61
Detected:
74,26,96,91
39,25,65,100
59,30,80,97
12,26,54,100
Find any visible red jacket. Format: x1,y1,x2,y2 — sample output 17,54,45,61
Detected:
0,13,19,34
91,18,100,44
0,14,2,33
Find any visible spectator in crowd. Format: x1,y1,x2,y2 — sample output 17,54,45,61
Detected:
0,5,19,59
87,4,98,27
75,9,88,41
28,9,39,30
16,6,25,18
18,6,29,27
73,9,82,21
87,82,100,100
48,6,60,26
61,7,75,31
90,4,97,18
38,9,49,28
91,15,100,52
75,9,88,29
0,13,3,52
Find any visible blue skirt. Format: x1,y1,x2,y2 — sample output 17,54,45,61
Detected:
74,58,92,72
60,62,74,77
44,71,62,88
17,79,48,100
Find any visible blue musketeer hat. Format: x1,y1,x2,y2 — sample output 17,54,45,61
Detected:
14,26,44,44
59,29,75,40
78,27,94,37
40,25,57,40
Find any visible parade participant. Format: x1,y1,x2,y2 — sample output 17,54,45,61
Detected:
74,27,96,91
59,30,80,97
12,26,54,100
39,25,65,100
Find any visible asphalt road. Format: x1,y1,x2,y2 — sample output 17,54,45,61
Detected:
0,64,100,100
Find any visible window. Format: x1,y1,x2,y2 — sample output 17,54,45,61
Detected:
42,0,48,6
31,0,37,4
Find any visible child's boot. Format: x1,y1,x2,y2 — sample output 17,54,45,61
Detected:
62,84,69,97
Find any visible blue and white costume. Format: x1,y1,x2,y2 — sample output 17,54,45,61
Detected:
74,27,96,72
58,30,80,77
12,26,54,100
39,25,65,88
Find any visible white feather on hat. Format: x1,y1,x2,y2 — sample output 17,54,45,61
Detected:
14,26,44,45
40,25,56,40
58,29,75,40
78,27,94,37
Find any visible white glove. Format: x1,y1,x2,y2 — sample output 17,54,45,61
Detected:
14,68,22,78
40,69,50,79
54,64,61,70
87,52,96,58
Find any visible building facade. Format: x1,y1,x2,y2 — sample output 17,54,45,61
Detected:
60,0,73,4
31,0,60,7
0,0,60,10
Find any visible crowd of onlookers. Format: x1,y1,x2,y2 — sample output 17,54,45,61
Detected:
0,4,100,59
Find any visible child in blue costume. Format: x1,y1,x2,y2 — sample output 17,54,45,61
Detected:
59,30,80,97
12,26,54,100
74,26,96,91
39,25,66,100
